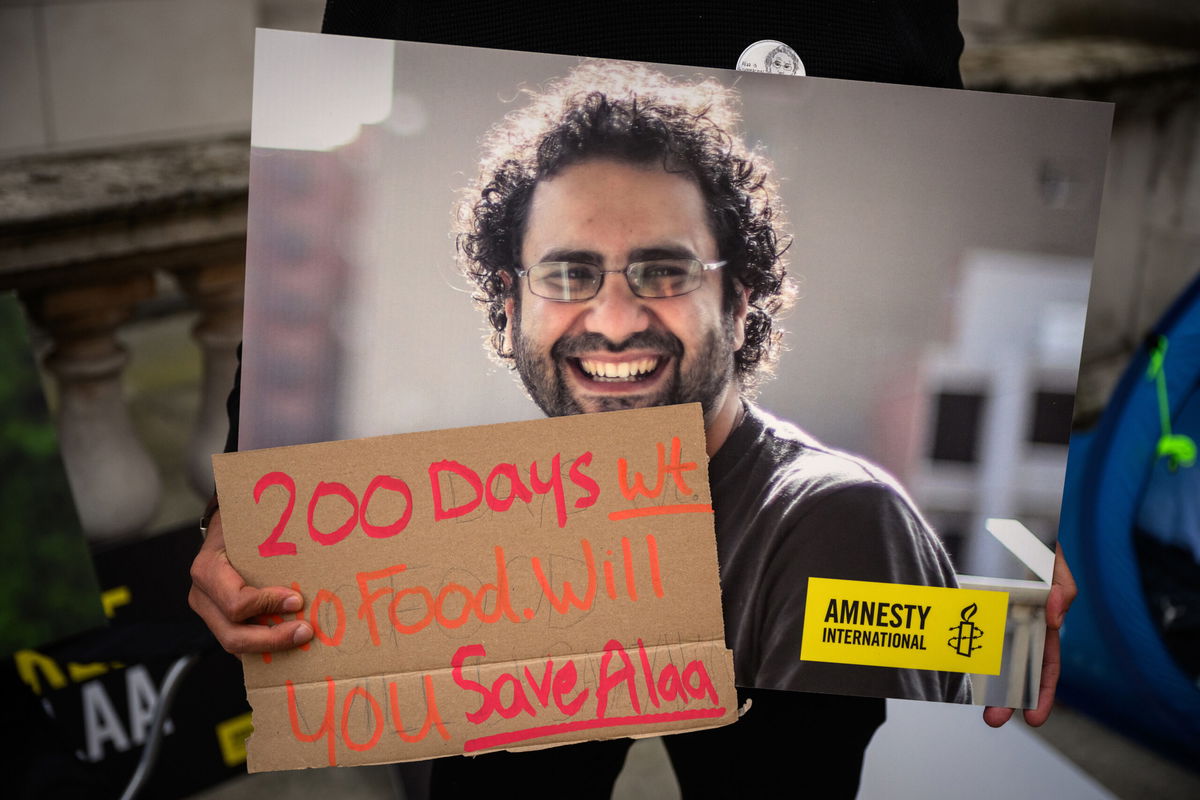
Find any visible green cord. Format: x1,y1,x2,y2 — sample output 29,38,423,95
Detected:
1147,335,1196,471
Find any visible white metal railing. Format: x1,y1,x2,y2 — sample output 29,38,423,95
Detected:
957,575,1051,708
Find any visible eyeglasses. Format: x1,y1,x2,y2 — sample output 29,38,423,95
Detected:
516,259,726,302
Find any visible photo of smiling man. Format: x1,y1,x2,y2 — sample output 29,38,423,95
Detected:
210,31,1108,722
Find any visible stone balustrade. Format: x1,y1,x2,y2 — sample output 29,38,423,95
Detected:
0,135,250,542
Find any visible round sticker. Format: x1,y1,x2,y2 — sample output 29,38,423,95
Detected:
736,40,805,76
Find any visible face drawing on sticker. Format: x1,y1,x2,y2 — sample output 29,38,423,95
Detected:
766,45,800,75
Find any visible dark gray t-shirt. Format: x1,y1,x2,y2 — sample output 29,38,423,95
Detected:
711,404,971,703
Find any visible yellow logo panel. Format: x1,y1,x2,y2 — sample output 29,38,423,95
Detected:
216,712,254,767
800,577,1008,675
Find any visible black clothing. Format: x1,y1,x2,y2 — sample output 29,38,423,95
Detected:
320,0,964,88
429,687,883,799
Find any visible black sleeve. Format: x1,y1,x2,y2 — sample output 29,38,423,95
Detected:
223,343,241,454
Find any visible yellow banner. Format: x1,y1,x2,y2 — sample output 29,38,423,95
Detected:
800,578,1008,675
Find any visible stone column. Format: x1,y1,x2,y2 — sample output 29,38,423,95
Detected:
174,261,245,499
26,276,161,541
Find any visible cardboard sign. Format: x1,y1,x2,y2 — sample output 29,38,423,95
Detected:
212,403,736,771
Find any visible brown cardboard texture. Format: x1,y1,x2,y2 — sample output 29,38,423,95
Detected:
212,403,736,771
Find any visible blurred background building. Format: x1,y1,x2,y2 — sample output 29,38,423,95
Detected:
1,1,1198,798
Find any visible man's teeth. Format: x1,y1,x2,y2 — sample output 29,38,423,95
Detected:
579,358,659,381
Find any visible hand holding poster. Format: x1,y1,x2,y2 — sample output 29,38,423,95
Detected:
213,404,736,770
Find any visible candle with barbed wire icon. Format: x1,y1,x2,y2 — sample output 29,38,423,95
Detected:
948,603,985,657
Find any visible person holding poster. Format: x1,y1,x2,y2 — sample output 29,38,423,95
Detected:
190,3,1078,797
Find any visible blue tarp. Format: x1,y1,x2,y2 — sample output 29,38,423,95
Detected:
1059,274,1200,763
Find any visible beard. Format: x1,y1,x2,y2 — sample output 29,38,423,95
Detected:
511,302,737,420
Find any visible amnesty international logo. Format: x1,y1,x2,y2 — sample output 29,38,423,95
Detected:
947,603,985,657
800,578,1007,674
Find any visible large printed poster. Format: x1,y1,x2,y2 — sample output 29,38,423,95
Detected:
231,29,1112,767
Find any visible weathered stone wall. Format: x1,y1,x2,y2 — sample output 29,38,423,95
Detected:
0,0,323,157
960,0,1200,49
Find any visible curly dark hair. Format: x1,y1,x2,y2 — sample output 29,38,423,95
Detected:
456,61,793,390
